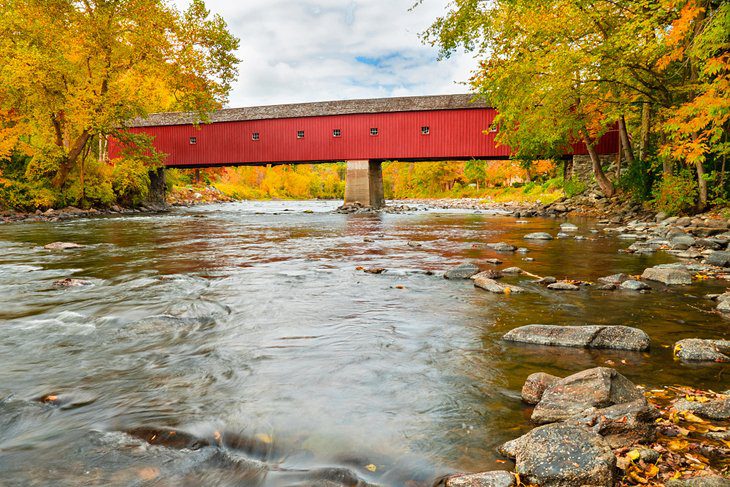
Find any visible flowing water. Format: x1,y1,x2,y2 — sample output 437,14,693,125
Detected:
0,200,728,486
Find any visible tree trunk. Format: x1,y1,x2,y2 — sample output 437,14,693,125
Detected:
618,116,635,165
696,161,708,210
639,102,651,161
582,132,615,197
615,133,622,179
53,130,91,188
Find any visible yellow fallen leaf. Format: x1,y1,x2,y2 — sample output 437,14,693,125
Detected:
365,464,377,472
504,287,512,295
645,464,659,478
627,450,641,461
255,433,273,444
681,411,706,423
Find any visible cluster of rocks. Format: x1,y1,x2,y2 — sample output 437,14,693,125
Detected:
444,367,730,487
1,203,169,224
334,202,421,214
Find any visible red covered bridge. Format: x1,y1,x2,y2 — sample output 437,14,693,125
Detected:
113,94,618,208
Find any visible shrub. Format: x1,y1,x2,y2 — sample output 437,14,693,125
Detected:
563,177,587,198
652,170,698,215
111,158,151,206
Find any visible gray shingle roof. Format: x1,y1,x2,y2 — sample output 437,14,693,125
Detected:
131,94,485,127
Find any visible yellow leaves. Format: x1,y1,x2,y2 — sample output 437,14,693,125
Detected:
679,411,706,423
503,287,512,295
667,439,690,452
627,450,641,461
365,464,377,472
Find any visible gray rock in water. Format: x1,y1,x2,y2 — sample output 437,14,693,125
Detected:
674,339,730,363
560,223,578,232
641,266,693,285
501,267,522,274
598,273,629,285
620,280,650,291
445,471,515,487
524,232,553,240
499,423,616,487
556,232,570,239
444,263,480,280
667,476,730,487
532,367,646,423
522,372,561,405
473,276,525,294
503,325,650,351
718,300,730,313
598,284,617,291
706,251,730,267
484,258,503,265
53,278,93,287
673,396,730,420
568,398,659,448
670,234,696,250
535,276,557,285
487,242,517,252
547,282,580,291
516,247,530,253
43,242,85,250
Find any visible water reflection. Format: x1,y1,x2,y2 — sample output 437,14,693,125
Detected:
0,200,728,485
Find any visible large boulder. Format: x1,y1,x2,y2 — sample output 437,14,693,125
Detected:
503,325,650,352
473,276,525,294
532,367,646,423
522,372,561,404
524,232,553,240
673,396,730,420
444,263,480,280
706,251,730,267
568,399,659,448
445,471,515,487
670,234,696,250
674,339,730,363
641,266,692,285
499,423,616,487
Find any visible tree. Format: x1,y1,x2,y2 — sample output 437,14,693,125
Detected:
0,0,239,189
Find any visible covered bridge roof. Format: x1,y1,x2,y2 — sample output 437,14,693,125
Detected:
131,94,485,128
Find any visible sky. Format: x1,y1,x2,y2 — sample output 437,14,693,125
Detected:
171,0,475,108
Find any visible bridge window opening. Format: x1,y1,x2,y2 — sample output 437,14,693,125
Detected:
189,137,197,145
333,129,341,138
370,128,378,136
297,130,305,139
252,132,260,141
421,126,430,135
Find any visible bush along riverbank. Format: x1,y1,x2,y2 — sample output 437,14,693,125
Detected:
441,369,729,487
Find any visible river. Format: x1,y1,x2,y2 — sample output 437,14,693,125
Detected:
0,200,728,486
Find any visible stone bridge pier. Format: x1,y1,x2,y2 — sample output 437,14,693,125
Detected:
344,160,384,209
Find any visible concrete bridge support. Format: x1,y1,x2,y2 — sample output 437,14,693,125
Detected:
344,160,384,209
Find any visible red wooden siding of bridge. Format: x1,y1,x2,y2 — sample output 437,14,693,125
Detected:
110,96,618,168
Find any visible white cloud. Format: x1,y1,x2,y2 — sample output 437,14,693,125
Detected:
171,0,476,107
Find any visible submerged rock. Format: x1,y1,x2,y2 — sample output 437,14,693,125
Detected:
503,325,650,351
524,232,553,240
487,242,516,252
43,242,85,250
444,263,480,280
473,276,525,294
522,372,561,405
674,339,730,363
620,280,651,291
598,273,629,285
445,471,515,487
499,423,616,487
673,396,730,420
124,426,210,450
532,367,646,423
53,278,93,287
667,476,730,487
641,266,692,285
547,282,580,291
